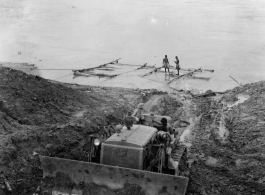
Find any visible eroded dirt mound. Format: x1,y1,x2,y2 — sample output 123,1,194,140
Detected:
0,67,145,194
186,81,265,195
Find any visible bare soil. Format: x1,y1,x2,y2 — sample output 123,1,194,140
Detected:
186,82,265,195
0,66,264,195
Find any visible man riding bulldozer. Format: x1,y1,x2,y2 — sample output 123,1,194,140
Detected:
132,103,145,124
124,108,180,176
39,103,189,195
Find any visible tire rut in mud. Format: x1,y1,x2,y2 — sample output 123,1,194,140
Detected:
186,83,265,195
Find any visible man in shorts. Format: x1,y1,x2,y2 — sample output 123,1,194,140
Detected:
174,56,180,75
163,55,170,74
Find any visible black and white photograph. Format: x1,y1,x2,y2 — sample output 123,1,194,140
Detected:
0,0,264,194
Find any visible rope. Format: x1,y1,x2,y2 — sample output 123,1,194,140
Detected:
53,73,73,80
114,63,156,67
7,68,78,70
101,63,150,82
229,75,242,86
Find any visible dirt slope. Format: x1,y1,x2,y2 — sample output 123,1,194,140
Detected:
0,67,144,194
1,66,264,195
186,82,265,195
0,67,183,195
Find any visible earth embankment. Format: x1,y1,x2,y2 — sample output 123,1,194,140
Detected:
186,82,265,195
0,67,184,194
0,66,264,195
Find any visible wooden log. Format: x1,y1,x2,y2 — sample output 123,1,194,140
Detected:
135,63,147,70
105,63,148,80
73,58,121,72
167,69,198,84
73,71,91,77
202,69,214,72
111,63,155,68
229,75,242,86
180,68,202,72
190,76,211,81
96,68,115,71
74,71,115,78
140,66,155,69
142,66,163,77
180,68,214,72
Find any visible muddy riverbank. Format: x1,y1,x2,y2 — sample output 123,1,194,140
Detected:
0,66,264,195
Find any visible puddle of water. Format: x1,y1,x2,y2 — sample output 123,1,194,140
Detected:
227,94,250,108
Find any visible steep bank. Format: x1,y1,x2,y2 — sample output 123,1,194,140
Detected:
186,82,265,195
0,67,185,195
0,66,264,195
0,67,143,194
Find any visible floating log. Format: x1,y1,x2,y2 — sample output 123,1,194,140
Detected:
167,69,199,84
73,71,92,77
92,73,116,77
103,74,120,80
104,63,148,80
96,68,115,71
109,59,120,64
180,68,214,72
141,66,155,69
190,76,211,81
73,58,121,72
113,63,155,68
135,63,147,70
202,69,214,72
142,66,163,77
229,75,242,86
73,71,115,78
180,68,202,72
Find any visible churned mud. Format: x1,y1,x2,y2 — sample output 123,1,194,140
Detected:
0,66,264,195
186,83,265,195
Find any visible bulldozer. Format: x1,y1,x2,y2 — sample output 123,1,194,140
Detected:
40,114,189,195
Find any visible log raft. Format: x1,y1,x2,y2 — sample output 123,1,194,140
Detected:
73,58,121,73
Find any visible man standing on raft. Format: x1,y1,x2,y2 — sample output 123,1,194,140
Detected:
163,55,170,74
174,56,180,75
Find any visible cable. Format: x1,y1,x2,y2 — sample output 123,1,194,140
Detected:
5,68,77,70
115,63,156,67
100,65,155,82
53,73,73,80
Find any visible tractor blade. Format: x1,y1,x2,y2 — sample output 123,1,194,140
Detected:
40,156,189,195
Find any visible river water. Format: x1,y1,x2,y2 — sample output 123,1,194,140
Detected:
1,0,265,92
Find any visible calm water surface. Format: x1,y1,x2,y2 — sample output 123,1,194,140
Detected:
0,0,264,92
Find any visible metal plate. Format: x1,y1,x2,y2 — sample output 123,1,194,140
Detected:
40,156,189,195
101,143,143,169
